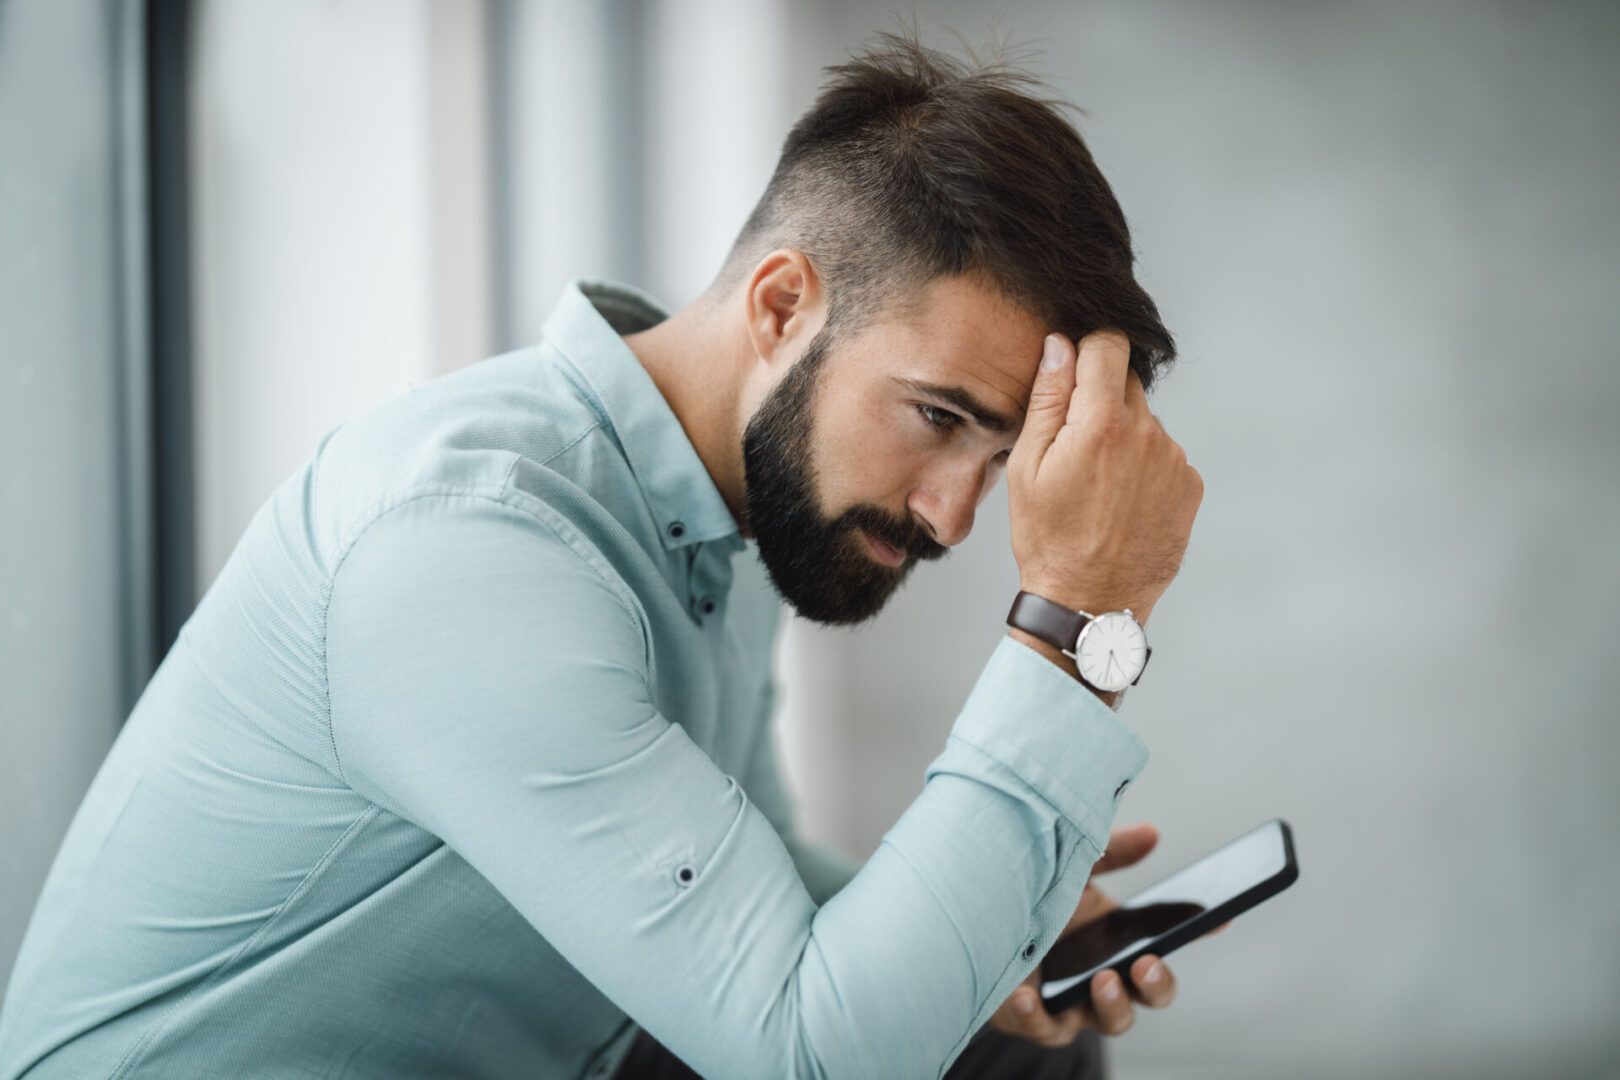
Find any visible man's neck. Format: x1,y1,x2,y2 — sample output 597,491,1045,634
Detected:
621,288,754,534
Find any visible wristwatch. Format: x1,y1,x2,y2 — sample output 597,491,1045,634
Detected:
1006,590,1152,694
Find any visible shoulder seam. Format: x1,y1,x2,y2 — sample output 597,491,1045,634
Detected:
318,477,652,789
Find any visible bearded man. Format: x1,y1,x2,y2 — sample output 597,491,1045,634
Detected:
0,33,1202,1080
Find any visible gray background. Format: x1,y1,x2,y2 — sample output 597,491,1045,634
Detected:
3,2,1617,1077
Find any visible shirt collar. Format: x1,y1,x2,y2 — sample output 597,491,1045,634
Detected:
543,279,742,552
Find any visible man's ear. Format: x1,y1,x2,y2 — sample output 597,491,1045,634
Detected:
744,249,824,368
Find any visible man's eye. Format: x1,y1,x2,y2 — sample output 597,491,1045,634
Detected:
916,404,963,432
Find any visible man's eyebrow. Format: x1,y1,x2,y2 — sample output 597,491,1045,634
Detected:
896,378,1018,435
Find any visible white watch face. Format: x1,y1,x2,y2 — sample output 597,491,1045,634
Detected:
1074,612,1148,692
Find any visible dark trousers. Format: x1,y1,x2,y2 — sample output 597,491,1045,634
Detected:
613,1026,1105,1079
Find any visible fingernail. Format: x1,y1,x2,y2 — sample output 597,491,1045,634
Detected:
1041,334,1063,371
1143,963,1163,986
1015,994,1036,1016
1099,978,1121,1003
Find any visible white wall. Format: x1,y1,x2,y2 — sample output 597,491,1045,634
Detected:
639,0,791,308
779,3,1620,1077
190,0,491,587
498,0,643,346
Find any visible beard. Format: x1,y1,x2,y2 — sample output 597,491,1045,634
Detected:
742,328,948,626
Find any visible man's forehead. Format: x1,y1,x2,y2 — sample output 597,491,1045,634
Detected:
889,280,1047,425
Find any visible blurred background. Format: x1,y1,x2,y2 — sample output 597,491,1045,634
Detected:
2,1,1617,1077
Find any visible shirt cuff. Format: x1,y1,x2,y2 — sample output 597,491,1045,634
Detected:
932,634,1149,850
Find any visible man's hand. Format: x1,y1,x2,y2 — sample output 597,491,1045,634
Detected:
1007,331,1203,624
987,823,1178,1046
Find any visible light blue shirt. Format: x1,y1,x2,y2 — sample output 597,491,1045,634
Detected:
0,281,1148,1079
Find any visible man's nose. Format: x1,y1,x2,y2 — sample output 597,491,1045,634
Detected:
907,471,982,549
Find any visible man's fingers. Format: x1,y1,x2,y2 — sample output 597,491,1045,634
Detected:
1012,333,1077,467
1092,821,1159,874
1086,970,1136,1036
1007,988,1084,1049
1067,329,1132,429
1036,1007,1087,1049
1129,955,1177,1009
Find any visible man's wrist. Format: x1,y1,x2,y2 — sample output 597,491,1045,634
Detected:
1006,627,1121,709
1017,580,1154,628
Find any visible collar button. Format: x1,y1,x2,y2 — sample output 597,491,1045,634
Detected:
667,521,686,540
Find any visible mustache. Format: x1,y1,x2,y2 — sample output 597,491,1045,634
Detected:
833,503,949,564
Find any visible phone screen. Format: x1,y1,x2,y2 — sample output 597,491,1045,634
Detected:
1040,820,1291,1001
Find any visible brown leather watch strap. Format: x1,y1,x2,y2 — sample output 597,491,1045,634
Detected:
1006,590,1090,654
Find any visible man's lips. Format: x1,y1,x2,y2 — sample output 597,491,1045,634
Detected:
860,530,908,568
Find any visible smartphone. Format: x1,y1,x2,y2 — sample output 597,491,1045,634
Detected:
1038,818,1299,1013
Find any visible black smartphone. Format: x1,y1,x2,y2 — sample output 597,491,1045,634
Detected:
1038,818,1299,1013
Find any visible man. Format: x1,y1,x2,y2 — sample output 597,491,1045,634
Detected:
0,34,1202,1080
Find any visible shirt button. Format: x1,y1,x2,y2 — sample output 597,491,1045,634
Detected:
667,521,686,540
698,595,717,616
674,863,697,887
1114,779,1130,799
589,1061,611,1079
1021,940,1037,960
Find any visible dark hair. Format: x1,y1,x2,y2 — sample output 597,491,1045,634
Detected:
718,32,1176,389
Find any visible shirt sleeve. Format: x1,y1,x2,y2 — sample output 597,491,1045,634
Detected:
738,677,861,907
325,492,1148,1079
